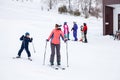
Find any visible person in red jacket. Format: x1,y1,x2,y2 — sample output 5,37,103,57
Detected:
82,23,88,43
46,24,67,66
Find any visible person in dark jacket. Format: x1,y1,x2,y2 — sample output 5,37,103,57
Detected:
71,22,78,41
82,23,88,43
16,32,33,60
46,24,67,66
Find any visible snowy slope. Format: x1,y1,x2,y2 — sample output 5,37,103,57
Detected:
0,1,120,80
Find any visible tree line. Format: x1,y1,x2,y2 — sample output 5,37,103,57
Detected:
43,0,102,18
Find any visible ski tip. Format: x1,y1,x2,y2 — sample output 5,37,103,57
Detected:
12,57,15,59
12,57,18,59
62,68,65,70
28,59,32,61
55,68,59,70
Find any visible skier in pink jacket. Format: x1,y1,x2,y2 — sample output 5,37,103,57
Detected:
63,22,70,40
46,24,67,66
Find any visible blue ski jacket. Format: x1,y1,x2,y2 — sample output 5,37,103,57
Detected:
20,35,33,48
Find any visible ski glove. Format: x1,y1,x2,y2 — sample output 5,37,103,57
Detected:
71,28,74,31
64,39,67,43
31,38,33,41
46,39,49,42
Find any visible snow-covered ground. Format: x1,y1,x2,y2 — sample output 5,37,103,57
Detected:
0,0,120,80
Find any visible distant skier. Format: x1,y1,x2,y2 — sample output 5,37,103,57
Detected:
16,32,33,61
63,22,70,40
82,23,88,43
71,22,78,41
46,24,67,66
79,25,84,42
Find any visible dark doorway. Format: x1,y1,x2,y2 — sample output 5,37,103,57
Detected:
118,14,120,30
105,6,113,35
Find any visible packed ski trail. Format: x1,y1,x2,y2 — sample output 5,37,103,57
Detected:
0,0,120,80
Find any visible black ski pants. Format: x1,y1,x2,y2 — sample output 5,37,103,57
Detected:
84,32,87,43
50,43,60,64
18,45,31,57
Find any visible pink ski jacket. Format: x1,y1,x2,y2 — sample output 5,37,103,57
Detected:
47,29,64,44
63,24,69,34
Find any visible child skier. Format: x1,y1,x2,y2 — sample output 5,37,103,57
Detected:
16,32,33,61
46,24,67,66
63,22,70,40
79,25,84,42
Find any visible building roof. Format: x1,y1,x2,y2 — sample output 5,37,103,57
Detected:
103,0,120,5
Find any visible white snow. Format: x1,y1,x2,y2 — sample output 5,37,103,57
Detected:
0,1,120,80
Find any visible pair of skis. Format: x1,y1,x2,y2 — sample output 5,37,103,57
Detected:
50,65,65,70
43,41,69,68
13,57,66,70
12,57,32,61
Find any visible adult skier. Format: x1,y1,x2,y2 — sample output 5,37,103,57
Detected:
16,32,33,60
71,22,78,41
82,23,88,43
46,24,67,66
63,22,70,40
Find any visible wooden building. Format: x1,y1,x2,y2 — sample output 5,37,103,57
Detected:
103,0,120,35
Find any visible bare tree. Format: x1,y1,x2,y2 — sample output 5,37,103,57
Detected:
88,0,92,13
48,0,58,10
48,0,52,9
68,0,71,10
94,0,102,18
80,0,89,18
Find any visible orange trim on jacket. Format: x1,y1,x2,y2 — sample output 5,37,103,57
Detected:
48,29,64,44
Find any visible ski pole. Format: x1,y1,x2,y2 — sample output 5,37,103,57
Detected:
32,42,36,53
43,41,48,65
66,41,69,67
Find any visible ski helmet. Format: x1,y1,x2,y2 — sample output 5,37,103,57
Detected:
25,32,30,36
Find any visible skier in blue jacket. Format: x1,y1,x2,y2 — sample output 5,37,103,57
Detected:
16,32,33,60
71,22,78,41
